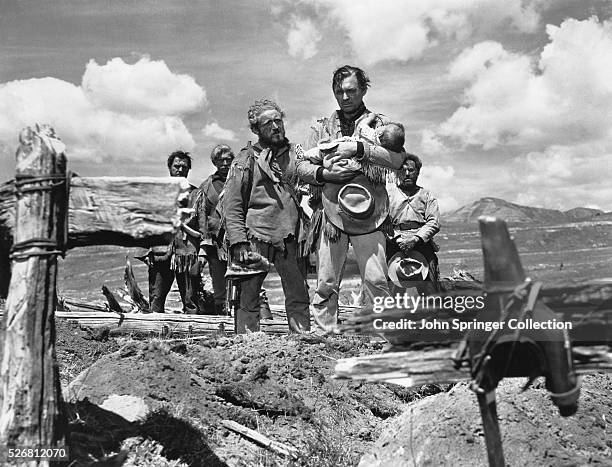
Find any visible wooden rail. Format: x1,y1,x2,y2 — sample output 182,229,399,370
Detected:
0,173,191,297
334,345,611,386
0,303,361,336
0,176,188,247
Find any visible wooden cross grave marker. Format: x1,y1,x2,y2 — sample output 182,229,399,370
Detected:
335,217,611,467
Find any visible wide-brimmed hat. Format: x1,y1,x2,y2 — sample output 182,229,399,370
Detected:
388,251,429,287
225,252,270,280
322,174,389,235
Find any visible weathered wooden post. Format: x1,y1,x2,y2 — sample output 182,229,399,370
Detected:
474,216,526,466
0,125,68,463
0,180,15,298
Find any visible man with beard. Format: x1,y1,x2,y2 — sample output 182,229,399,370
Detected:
223,99,310,333
297,65,406,332
196,144,234,314
386,153,441,294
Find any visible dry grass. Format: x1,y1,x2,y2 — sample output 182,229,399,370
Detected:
121,437,188,467
291,416,357,467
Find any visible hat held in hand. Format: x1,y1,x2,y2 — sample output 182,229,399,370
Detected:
225,251,270,280
388,251,429,287
322,174,389,235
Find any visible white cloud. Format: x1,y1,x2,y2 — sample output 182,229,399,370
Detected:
429,17,612,210
436,17,612,149
511,143,612,210
420,164,455,186
82,57,206,117
438,43,541,149
301,0,545,64
284,115,320,144
202,122,238,141
420,128,451,156
418,164,459,212
0,58,206,163
287,16,322,60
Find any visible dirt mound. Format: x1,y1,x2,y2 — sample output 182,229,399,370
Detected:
56,319,120,387
63,332,439,466
54,320,612,466
360,374,612,466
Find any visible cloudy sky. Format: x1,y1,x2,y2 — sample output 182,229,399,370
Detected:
1,0,611,212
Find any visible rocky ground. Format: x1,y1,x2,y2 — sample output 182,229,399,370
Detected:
48,221,612,466
360,375,611,466
57,320,441,466
55,319,611,466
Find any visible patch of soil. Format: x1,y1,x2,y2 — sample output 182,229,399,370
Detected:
55,320,611,466
61,332,435,466
56,319,121,387
360,374,612,466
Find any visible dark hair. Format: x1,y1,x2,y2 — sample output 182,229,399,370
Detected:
167,150,192,170
247,99,285,133
378,122,405,153
210,144,234,163
405,153,422,172
332,65,370,92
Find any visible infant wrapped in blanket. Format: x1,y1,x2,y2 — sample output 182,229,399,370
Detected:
303,113,405,173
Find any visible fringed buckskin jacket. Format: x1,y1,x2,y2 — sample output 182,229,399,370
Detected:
296,108,406,249
223,140,309,259
151,184,208,273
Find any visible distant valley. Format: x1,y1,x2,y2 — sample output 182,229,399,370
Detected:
444,197,612,224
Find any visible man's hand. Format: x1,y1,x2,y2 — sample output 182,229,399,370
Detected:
396,235,420,254
322,163,358,183
355,114,378,142
197,252,208,268
330,141,358,160
356,113,377,131
232,242,252,263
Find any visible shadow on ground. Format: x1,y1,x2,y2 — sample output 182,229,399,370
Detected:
66,400,226,466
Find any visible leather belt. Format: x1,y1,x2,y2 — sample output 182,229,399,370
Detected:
396,221,422,230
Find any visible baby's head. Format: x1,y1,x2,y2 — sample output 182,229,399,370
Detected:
376,122,405,152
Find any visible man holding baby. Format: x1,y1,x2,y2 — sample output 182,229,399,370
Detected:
297,65,407,332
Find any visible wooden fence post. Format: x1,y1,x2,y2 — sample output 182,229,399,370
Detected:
0,125,67,461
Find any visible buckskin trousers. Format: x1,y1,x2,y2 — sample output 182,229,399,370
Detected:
313,230,391,332
235,238,310,333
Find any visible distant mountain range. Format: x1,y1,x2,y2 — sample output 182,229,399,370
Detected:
445,197,612,224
